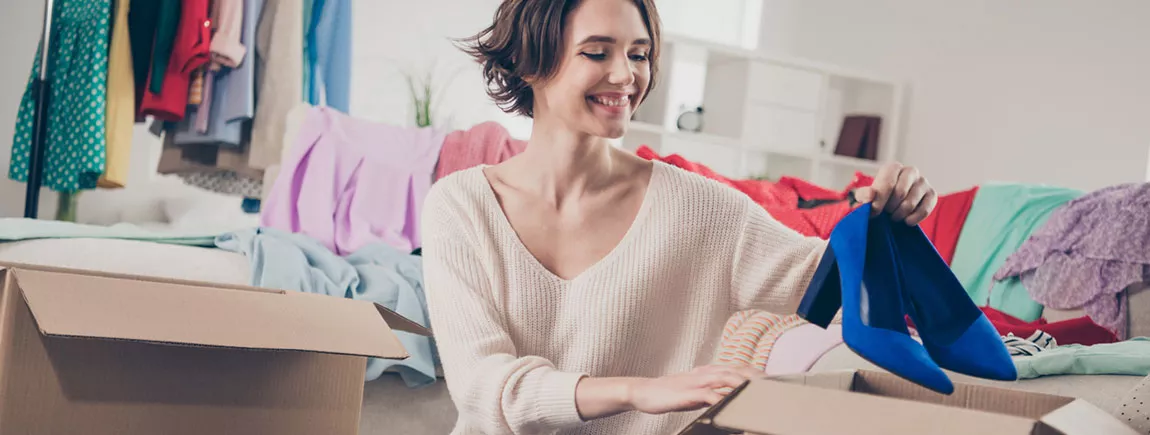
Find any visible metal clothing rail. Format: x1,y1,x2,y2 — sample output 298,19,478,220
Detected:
23,0,55,219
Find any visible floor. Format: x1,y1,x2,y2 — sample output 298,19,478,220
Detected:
360,373,457,435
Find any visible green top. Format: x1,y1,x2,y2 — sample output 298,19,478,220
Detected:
949,183,1082,321
8,0,111,192
148,0,181,94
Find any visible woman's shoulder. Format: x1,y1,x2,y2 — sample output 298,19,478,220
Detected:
422,166,493,240
650,161,754,214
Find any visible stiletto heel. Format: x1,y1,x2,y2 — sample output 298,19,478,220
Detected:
890,222,1018,382
796,246,842,328
818,204,954,394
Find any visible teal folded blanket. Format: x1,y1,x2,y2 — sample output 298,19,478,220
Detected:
949,183,1082,321
1015,337,1150,379
0,218,221,246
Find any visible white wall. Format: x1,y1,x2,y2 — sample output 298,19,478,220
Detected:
759,0,1150,193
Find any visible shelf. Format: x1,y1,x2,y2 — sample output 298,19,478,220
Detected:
822,154,883,170
624,35,901,187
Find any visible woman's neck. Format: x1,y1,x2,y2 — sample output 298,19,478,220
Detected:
514,119,619,206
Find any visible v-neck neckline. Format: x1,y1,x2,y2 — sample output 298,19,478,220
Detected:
474,161,662,284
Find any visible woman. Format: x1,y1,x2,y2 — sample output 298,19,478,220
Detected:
421,0,937,433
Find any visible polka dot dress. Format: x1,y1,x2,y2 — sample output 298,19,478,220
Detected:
1118,374,1150,433
9,0,110,193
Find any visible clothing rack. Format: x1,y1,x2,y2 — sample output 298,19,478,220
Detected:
23,0,54,219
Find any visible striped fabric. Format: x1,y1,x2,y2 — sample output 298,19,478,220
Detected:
714,309,808,370
1002,330,1058,356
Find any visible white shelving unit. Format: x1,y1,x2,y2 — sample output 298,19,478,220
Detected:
622,34,903,187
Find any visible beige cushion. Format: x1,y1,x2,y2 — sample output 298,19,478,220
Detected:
1128,283,1150,338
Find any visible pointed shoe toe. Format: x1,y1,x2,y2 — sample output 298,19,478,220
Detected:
890,221,1018,382
816,205,954,394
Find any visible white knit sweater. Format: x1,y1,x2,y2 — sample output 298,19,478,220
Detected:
420,161,827,435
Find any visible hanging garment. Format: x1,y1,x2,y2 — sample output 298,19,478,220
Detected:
304,0,351,112
127,0,161,117
188,68,206,105
9,0,110,193
994,182,1150,340
261,106,446,255
98,0,134,189
435,121,527,180
247,0,304,171
178,171,263,198
170,0,260,148
140,0,212,122
156,131,262,180
143,0,181,97
949,183,1083,321
210,0,247,67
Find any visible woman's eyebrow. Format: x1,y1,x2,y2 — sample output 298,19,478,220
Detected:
577,35,651,46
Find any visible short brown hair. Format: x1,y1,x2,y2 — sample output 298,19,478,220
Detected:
457,0,661,118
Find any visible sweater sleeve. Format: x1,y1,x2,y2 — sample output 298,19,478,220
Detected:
421,196,588,434
730,198,829,314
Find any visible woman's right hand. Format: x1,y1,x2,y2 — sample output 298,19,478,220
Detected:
626,364,763,415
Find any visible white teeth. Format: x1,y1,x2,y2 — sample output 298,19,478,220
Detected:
591,95,630,107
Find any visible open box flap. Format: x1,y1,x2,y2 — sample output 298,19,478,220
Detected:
1040,399,1140,435
13,268,410,359
710,376,1041,435
375,304,432,336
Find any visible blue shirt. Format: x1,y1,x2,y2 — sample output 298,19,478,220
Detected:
305,0,351,112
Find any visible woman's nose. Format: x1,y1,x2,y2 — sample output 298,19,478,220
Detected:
606,54,636,86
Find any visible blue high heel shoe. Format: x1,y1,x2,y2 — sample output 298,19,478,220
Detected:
798,204,954,394
889,222,1018,382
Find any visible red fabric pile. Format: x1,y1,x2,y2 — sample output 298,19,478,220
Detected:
980,306,1118,346
634,145,977,264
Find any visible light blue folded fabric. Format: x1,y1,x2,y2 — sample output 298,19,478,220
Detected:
215,227,437,388
0,217,220,246
1014,337,1150,379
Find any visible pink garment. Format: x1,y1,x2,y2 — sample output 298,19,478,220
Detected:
764,323,844,376
434,121,527,180
261,106,446,255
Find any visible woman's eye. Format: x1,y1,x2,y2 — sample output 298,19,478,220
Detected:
581,52,607,60
629,53,649,62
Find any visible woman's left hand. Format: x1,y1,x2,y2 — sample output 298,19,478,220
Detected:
853,162,937,226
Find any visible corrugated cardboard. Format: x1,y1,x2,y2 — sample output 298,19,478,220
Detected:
678,369,1138,435
0,262,432,435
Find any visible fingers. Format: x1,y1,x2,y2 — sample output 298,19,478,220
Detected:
699,390,724,406
891,176,926,221
904,190,938,226
885,166,919,215
696,372,750,390
868,162,902,215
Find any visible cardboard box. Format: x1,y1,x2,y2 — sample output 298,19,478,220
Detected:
679,369,1137,435
0,263,431,435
